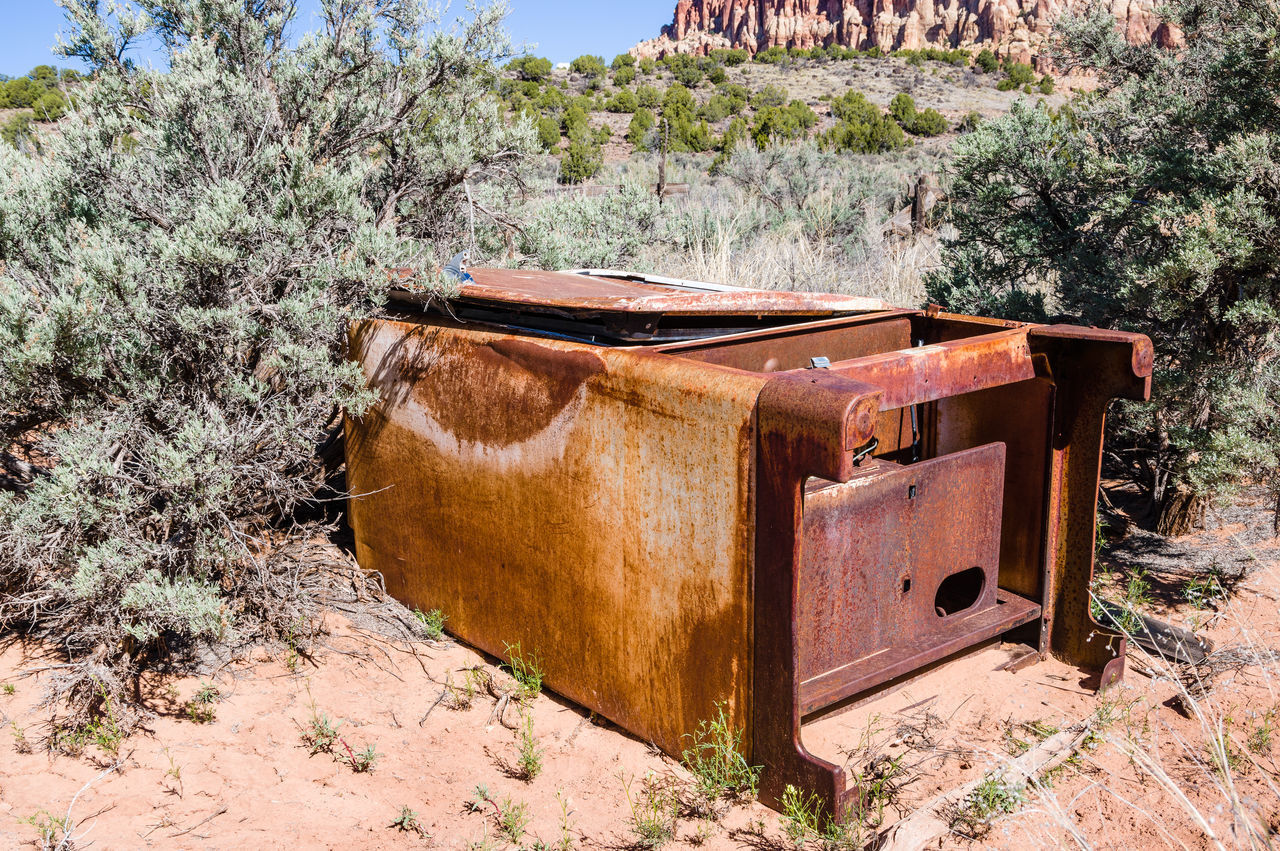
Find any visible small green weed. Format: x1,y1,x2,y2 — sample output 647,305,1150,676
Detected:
12,723,32,754
1003,719,1059,755
444,666,489,710
282,616,310,673
2,682,14,695
850,754,904,829
1125,569,1154,609
340,738,379,773
414,608,448,640
467,784,491,813
949,775,1025,838
530,791,575,850
162,747,184,797
300,709,341,755
390,805,426,836
498,798,531,842
1248,708,1275,754
53,689,125,756
1183,568,1227,609
516,711,544,780
184,682,221,723
681,702,760,802
778,784,861,848
623,773,679,848
20,810,69,848
469,784,531,842
503,641,544,700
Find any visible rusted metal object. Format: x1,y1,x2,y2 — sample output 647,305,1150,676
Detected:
345,269,1152,823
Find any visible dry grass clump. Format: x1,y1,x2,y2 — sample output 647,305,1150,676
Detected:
1003,555,1280,850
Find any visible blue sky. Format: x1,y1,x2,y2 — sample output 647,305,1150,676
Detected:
1,1,673,78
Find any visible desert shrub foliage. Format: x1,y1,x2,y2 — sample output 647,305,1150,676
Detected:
929,0,1280,533
0,0,534,729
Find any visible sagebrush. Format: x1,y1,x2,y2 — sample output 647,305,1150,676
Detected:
0,0,535,731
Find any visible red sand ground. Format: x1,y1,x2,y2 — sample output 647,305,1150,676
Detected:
2,516,1277,849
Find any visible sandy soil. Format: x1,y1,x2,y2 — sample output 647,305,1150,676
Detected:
2,497,1278,849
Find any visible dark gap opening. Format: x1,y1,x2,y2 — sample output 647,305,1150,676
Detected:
934,566,985,616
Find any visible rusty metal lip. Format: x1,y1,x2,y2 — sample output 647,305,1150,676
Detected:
394,267,896,317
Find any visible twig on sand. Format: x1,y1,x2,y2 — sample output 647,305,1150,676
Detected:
170,805,229,838
872,723,1091,851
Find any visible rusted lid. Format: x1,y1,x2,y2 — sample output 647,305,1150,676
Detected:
390,267,893,343
449,268,889,315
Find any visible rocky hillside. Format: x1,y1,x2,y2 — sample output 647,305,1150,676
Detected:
634,0,1177,66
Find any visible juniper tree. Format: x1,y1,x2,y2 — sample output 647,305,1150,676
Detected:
0,0,535,727
928,0,1280,533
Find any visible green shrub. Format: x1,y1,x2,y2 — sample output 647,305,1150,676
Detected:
612,64,636,86
889,92,916,126
975,48,999,73
710,48,749,66
30,91,66,122
910,107,948,135
611,53,635,70
0,112,37,151
1002,61,1036,89
537,85,568,111
0,77,44,109
639,57,656,75
750,105,801,149
626,107,655,147
508,56,551,82
929,0,1280,533
717,82,749,111
664,54,704,88
0,0,537,730
754,46,786,64
661,83,696,120
749,83,788,110
605,88,637,113
890,93,948,135
699,93,733,123
536,115,561,150
631,84,658,110
562,104,592,142
518,185,659,268
559,139,602,183
569,54,606,78
821,90,906,153
708,65,727,84
1037,75,1055,94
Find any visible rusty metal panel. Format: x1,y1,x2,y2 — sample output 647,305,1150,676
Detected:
832,329,1038,411
796,443,1040,713
665,315,915,371
345,318,769,755
396,267,892,316
934,380,1055,599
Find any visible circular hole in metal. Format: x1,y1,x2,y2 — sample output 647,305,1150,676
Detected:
934,566,985,617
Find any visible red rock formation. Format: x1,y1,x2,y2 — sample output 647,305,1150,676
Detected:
632,0,1167,67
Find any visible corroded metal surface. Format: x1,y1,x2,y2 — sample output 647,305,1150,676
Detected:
396,267,894,316
345,274,1154,825
797,443,1041,713
345,318,769,755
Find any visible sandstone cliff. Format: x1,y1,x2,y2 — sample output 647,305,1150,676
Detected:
633,0,1175,67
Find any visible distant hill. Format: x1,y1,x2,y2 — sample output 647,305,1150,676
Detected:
633,0,1179,67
